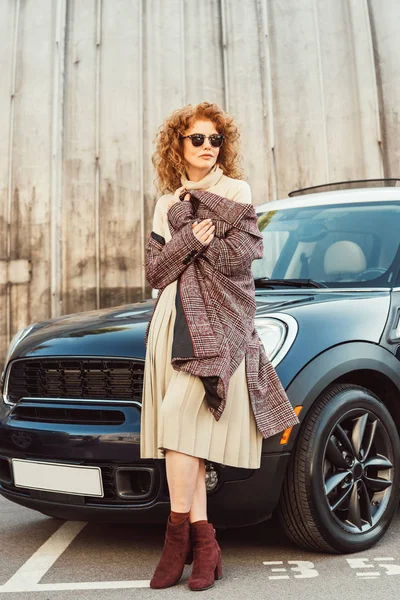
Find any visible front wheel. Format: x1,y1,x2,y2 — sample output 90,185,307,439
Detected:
278,384,400,553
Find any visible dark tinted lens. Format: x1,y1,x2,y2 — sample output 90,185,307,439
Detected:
209,135,224,147
191,134,206,147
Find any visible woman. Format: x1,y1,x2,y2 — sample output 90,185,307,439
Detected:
141,102,299,591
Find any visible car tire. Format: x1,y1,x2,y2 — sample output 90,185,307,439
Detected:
278,383,400,553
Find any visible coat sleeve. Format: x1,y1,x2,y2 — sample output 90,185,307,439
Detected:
167,197,195,229
180,181,264,277
145,199,203,289
181,223,264,276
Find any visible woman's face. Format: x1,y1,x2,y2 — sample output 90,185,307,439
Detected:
181,119,221,175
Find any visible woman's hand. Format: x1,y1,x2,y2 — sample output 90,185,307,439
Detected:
192,219,215,246
167,186,191,210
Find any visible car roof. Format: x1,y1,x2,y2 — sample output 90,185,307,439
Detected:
256,186,400,213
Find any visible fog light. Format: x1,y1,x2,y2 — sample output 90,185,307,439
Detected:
205,462,218,492
115,466,155,500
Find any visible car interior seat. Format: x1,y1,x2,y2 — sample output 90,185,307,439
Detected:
323,240,367,281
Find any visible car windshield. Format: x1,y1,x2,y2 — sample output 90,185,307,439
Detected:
252,200,400,288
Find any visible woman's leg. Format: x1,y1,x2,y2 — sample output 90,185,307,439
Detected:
188,460,221,591
165,449,200,511
189,459,207,523
150,449,199,589
165,451,207,521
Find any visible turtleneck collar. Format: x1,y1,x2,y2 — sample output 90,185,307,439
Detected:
180,164,224,190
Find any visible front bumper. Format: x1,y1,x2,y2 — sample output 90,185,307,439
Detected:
0,401,290,527
0,454,289,526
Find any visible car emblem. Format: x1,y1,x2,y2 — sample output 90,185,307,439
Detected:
11,431,32,449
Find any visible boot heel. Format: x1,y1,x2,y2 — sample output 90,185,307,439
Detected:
188,522,222,591
214,552,222,580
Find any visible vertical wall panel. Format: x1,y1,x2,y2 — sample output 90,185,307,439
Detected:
315,0,382,182
269,0,326,197
257,0,278,201
347,0,383,177
10,0,54,335
62,0,97,314
142,0,185,296
142,0,185,196
99,0,143,307
0,0,15,260
183,0,224,106
50,0,67,318
368,0,400,176
0,0,18,353
222,0,270,204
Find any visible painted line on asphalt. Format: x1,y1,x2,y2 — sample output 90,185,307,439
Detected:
0,581,151,593
1,521,87,591
3,519,400,592
0,520,150,593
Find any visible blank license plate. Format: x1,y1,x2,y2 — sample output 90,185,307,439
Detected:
12,459,104,497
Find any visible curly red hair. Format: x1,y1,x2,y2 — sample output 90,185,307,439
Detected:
152,102,245,194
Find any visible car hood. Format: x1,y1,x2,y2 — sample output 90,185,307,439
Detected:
9,289,391,361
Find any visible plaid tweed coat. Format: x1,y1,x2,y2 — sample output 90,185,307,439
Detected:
144,188,300,439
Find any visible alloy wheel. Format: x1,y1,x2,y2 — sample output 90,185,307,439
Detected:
323,409,393,533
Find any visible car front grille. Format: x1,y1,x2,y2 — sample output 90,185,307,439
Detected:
10,405,125,425
6,358,145,405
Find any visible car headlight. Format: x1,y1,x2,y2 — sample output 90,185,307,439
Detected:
255,314,298,366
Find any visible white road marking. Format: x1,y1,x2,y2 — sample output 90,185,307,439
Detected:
1,521,87,591
263,560,319,579
346,556,400,578
377,563,400,575
0,520,150,593
0,581,150,593
347,558,375,569
288,561,319,579
3,521,400,594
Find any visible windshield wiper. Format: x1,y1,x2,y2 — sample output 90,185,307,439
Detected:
254,278,327,289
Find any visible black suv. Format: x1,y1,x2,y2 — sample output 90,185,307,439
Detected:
1,182,400,554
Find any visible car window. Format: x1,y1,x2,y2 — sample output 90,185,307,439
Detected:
251,230,290,280
254,201,400,287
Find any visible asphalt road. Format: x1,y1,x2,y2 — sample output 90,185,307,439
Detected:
0,496,400,600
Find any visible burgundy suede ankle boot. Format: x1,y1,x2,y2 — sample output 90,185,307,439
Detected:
150,516,193,589
188,521,222,591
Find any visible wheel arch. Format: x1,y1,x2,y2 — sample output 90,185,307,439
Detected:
263,342,400,454
334,369,400,434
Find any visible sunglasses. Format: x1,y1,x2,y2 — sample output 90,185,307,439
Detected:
180,133,225,148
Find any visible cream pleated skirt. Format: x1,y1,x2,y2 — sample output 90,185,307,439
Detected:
140,279,262,469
